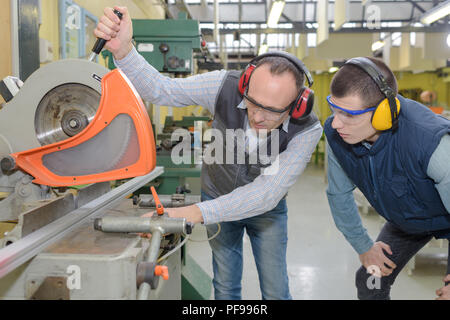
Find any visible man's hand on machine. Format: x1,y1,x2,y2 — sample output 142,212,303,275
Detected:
436,274,450,300
140,205,204,224
138,205,204,238
164,205,204,225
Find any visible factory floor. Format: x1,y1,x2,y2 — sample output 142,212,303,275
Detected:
186,164,449,300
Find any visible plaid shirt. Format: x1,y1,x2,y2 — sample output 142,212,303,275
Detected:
115,47,323,225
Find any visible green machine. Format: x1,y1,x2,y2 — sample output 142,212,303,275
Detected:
154,116,210,195
103,13,201,74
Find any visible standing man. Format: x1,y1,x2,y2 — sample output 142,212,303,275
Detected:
95,7,322,299
325,56,450,300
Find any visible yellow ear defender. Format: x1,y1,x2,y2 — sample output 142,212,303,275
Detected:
371,97,401,131
345,57,400,131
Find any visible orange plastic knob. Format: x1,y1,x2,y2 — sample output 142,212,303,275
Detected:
154,265,169,280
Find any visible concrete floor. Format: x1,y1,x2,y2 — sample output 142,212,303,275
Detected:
186,164,449,300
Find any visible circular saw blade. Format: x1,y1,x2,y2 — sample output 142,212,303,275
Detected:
34,83,101,146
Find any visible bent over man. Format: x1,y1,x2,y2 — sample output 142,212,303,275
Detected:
325,57,450,300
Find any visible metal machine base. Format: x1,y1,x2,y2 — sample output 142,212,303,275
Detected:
0,199,182,300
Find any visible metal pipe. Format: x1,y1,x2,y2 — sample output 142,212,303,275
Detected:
94,216,188,235
146,229,163,266
137,229,162,300
94,212,193,299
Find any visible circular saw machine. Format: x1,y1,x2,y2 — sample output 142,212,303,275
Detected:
0,59,108,222
0,59,107,154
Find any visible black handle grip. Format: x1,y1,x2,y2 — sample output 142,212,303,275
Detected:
91,9,123,55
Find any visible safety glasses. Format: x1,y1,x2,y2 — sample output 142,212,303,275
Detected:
243,88,293,121
326,95,376,115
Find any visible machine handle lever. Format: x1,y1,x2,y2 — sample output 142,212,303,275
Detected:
89,9,123,61
150,186,164,215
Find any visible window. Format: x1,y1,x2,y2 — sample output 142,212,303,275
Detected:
59,0,98,59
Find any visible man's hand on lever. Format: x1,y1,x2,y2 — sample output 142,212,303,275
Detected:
94,6,133,60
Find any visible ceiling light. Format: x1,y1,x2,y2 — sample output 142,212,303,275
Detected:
371,40,385,51
328,67,339,73
420,0,450,25
267,0,285,28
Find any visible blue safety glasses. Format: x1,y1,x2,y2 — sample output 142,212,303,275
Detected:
326,95,376,115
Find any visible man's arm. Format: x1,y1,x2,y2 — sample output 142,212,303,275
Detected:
194,123,323,225
326,144,398,276
113,46,226,115
427,134,450,213
325,143,374,254
95,6,226,114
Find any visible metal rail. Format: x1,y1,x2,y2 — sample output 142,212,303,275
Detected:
0,167,164,279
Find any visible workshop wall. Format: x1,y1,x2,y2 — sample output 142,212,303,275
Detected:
39,0,60,62
311,72,334,123
396,71,450,108
0,1,12,105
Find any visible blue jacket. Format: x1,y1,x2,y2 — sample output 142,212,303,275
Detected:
324,95,450,238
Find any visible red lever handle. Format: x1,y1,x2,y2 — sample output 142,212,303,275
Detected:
150,186,164,215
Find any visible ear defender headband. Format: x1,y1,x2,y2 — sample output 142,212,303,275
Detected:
238,51,315,120
344,57,400,131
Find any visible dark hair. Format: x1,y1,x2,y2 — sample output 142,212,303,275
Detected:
330,57,398,107
254,56,305,93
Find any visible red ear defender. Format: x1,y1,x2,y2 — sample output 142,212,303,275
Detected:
238,64,256,95
290,87,314,120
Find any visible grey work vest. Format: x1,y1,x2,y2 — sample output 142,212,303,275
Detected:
201,70,320,199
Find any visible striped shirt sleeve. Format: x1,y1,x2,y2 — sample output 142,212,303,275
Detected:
113,46,227,114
